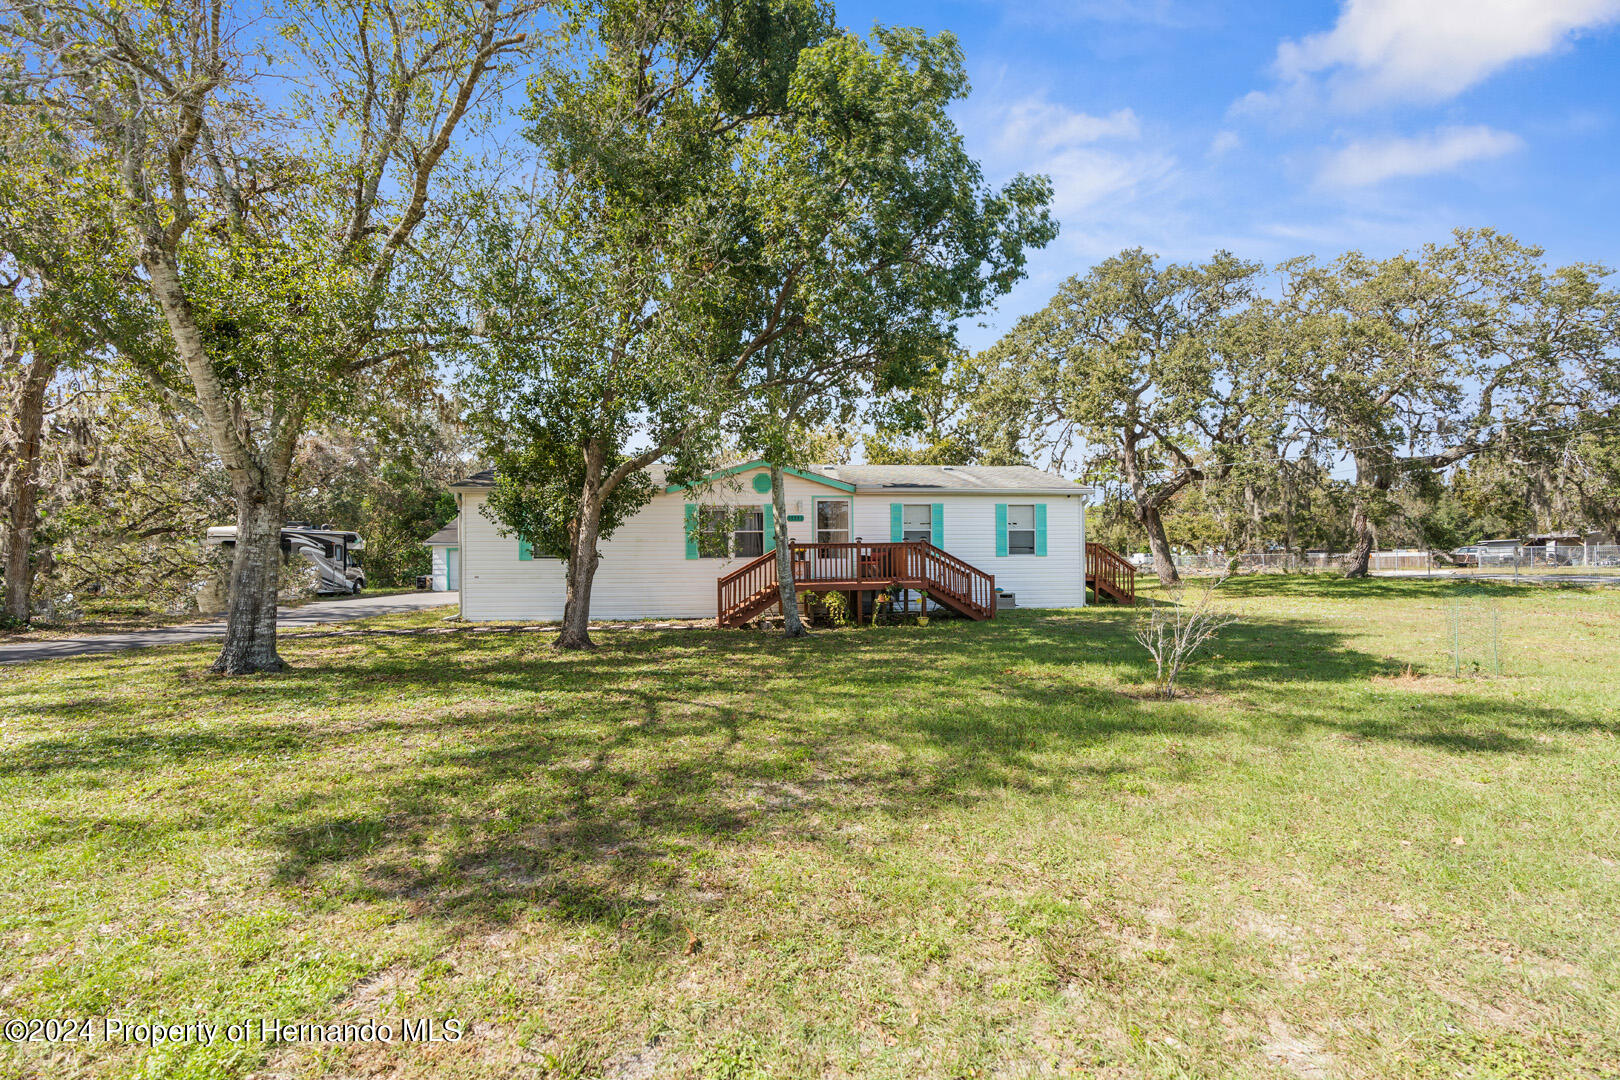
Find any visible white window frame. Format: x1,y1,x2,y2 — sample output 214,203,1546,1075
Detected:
901,504,932,544
1006,503,1036,556
733,507,765,558
815,497,851,546
697,505,765,559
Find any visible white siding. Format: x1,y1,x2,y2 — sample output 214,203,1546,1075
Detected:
430,545,448,591
457,466,1088,620
850,493,1087,608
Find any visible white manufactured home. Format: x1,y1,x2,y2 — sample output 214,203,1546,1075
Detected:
447,461,1135,624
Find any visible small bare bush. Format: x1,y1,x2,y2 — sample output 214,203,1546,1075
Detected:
1133,573,1241,699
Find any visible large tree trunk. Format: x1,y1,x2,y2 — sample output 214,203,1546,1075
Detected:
769,462,807,637
213,489,287,673
140,248,305,673
1139,503,1180,585
142,250,275,668
1342,452,1385,579
1242,480,1262,551
556,441,606,650
1280,466,1298,567
1343,494,1376,579
1,346,54,624
1119,427,1181,585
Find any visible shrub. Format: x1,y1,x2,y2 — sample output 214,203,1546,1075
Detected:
1133,573,1240,699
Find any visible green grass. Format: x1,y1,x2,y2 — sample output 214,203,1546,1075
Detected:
2,578,1617,1079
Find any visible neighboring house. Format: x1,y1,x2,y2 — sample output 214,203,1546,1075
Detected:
424,517,460,592
448,461,1127,623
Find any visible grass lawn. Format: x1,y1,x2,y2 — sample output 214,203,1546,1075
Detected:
1,588,429,641
2,577,1617,1079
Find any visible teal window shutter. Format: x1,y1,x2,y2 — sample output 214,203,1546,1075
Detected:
995,504,1008,557
518,537,533,561
762,503,775,553
931,503,944,547
890,502,902,542
684,504,699,560
1035,503,1048,556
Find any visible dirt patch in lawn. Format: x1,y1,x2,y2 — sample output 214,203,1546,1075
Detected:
1260,1018,1333,1079
1369,668,1472,693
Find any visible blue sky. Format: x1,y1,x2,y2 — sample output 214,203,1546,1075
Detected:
831,0,1620,350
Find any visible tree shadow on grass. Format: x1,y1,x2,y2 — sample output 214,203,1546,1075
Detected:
4,609,1605,939
222,613,1599,933
0,724,311,777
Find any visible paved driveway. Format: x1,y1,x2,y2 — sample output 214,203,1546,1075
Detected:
0,591,454,666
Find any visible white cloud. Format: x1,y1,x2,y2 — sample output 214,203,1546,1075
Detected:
1318,125,1524,187
1040,146,1177,218
993,99,1141,157
1253,0,1620,110
1208,130,1242,157
964,94,1169,220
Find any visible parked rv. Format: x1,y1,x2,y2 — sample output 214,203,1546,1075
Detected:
205,523,366,595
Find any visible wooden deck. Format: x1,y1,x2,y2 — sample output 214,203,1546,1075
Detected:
717,540,1137,627
717,541,996,627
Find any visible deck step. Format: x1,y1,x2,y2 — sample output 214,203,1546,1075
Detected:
1087,575,1135,605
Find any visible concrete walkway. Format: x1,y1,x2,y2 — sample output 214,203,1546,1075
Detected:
1,591,454,666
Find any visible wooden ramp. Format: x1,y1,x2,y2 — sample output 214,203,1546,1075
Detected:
1086,542,1137,604
718,541,996,627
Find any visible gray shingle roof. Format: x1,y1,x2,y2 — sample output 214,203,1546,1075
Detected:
807,464,1089,494
424,517,459,545
451,462,1088,495
450,464,674,490
450,469,495,489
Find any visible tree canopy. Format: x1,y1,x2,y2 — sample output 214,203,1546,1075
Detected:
466,1,1053,646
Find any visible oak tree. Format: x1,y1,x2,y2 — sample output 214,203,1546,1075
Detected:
971,249,1278,583
7,0,537,669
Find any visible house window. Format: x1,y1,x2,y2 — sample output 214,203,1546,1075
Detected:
697,506,765,558
733,508,765,557
1006,504,1036,555
815,499,850,545
902,504,932,543
696,508,731,558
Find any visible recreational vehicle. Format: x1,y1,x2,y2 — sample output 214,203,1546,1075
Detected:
205,523,367,595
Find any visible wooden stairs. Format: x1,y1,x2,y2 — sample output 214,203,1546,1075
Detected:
718,541,996,628
1086,541,1137,604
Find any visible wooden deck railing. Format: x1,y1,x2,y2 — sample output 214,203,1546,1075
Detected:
1086,541,1137,604
717,541,996,626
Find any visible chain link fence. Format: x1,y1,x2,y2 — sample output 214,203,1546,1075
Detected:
1168,544,1620,581
1171,550,1438,573
1447,593,1504,675
1457,544,1620,582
